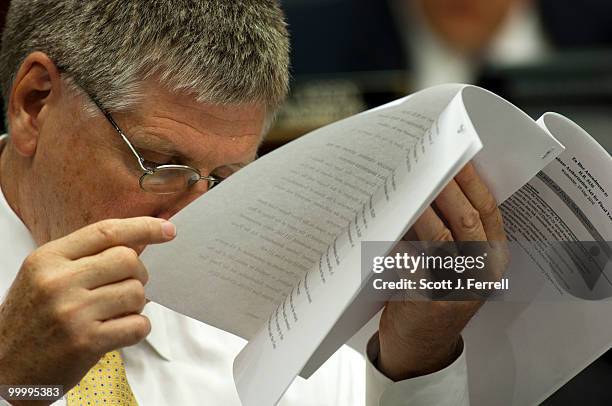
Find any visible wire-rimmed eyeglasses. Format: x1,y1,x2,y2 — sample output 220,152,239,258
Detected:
59,69,236,194
97,108,223,194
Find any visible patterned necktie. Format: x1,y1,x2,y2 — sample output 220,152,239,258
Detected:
66,350,139,405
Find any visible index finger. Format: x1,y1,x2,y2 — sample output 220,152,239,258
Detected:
45,217,176,260
454,162,506,242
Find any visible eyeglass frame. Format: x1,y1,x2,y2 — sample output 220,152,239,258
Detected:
65,81,224,195
54,68,227,194
96,107,223,193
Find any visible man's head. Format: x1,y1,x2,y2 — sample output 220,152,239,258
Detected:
0,0,290,245
416,0,524,54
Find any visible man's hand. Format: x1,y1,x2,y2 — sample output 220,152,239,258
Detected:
0,217,176,400
377,163,508,381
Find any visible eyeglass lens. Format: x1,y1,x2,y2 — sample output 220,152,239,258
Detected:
139,167,202,194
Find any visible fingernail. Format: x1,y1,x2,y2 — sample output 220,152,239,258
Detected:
161,221,176,238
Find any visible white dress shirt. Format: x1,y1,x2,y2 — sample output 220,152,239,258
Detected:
0,134,468,405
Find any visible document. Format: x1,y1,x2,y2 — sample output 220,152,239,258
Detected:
464,112,612,405
140,84,604,406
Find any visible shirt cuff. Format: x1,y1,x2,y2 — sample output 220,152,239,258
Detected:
365,332,470,406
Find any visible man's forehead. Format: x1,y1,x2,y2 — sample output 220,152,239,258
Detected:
131,82,268,135
113,85,265,166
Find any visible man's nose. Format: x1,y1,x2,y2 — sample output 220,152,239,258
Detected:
173,180,209,216
154,179,209,221
191,178,210,197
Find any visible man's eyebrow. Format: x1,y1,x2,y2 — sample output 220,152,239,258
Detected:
128,132,257,168
221,156,257,170
128,133,182,156
217,153,259,170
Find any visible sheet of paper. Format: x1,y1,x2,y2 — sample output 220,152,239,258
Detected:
233,84,484,406
140,84,564,406
233,86,563,405
464,113,612,405
141,84,466,339
301,87,564,380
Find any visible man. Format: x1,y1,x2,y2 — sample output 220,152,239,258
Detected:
0,1,505,405
403,0,545,88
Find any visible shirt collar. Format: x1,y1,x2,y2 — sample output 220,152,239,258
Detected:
0,133,172,360
142,301,174,361
0,134,37,296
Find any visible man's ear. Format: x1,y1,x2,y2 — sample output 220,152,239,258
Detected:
7,51,62,157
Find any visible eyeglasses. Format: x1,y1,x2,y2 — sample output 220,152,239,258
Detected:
98,109,223,194
62,70,236,194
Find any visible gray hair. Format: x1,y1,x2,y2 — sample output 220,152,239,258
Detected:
0,0,290,118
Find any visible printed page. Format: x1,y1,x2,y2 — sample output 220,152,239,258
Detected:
300,87,565,379
233,87,563,406
300,86,563,378
141,83,470,340
139,84,562,406
141,84,480,406
232,85,481,406
464,113,612,405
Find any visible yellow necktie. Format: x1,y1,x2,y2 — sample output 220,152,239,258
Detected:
66,350,138,405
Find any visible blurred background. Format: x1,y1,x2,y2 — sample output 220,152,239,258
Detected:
0,0,611,403
262,0,612,157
